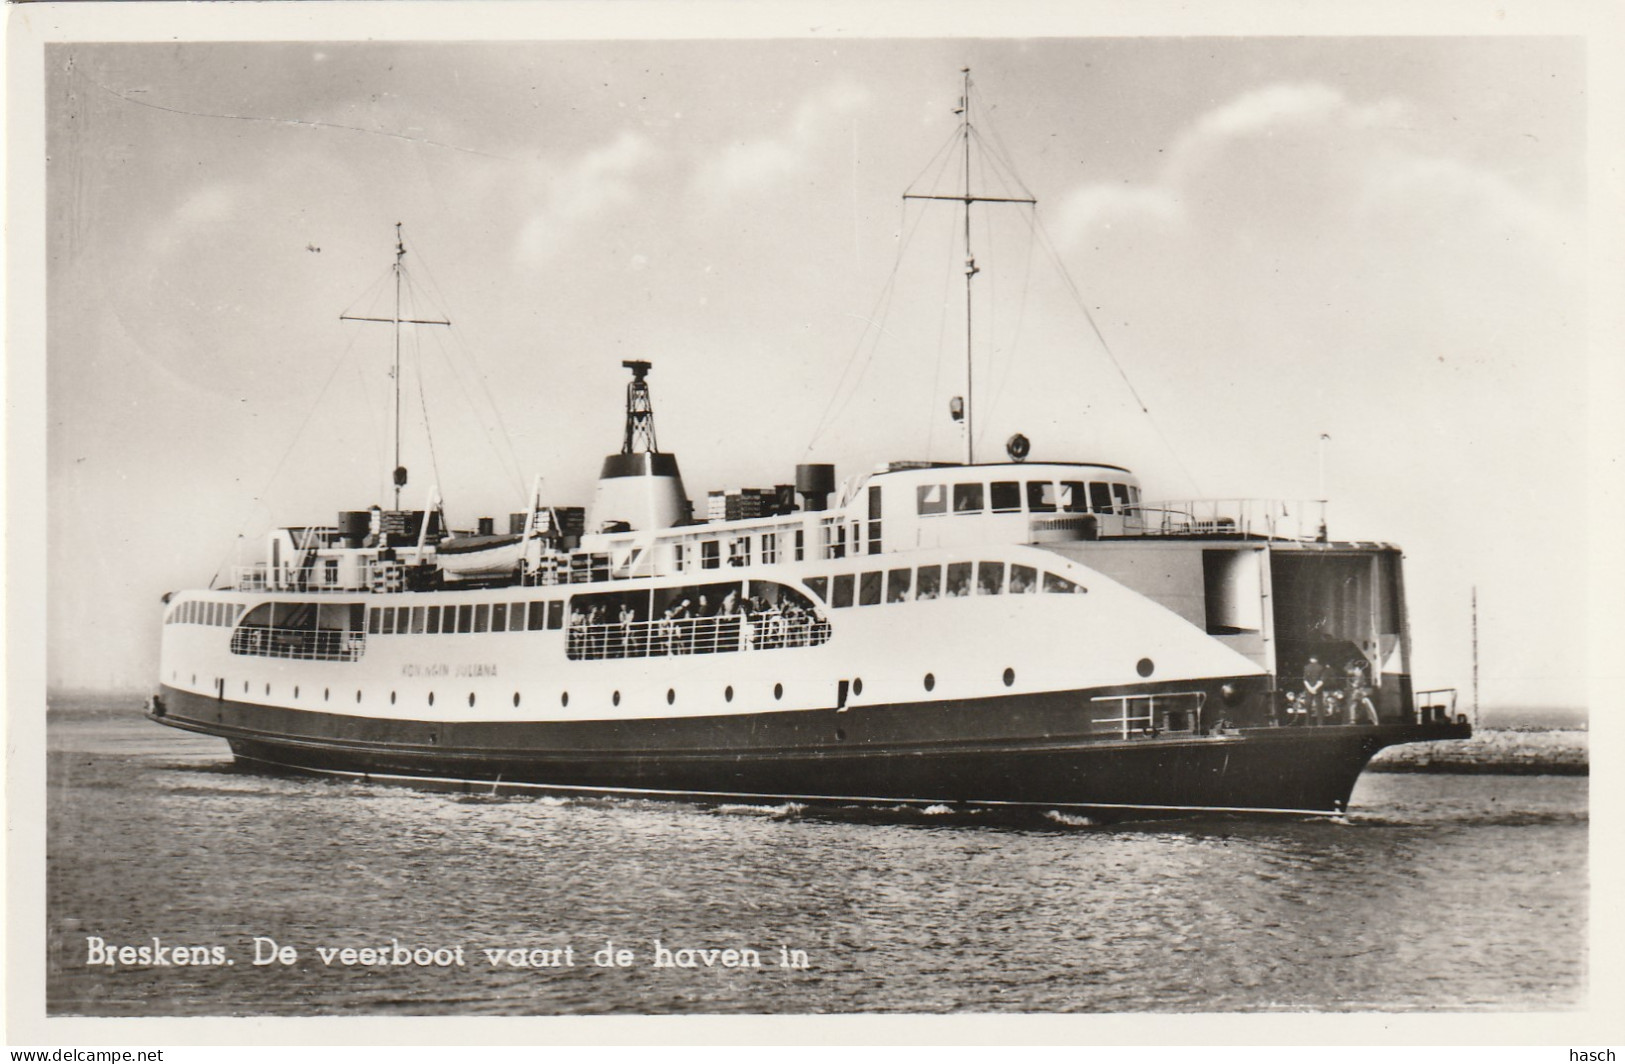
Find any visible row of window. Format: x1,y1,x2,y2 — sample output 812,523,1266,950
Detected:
167,600,247,627
370,599,567,636
186,560,1083,642
806,561,1084,608
917,479,1140,517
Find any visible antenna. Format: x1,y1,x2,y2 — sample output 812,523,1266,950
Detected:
340,224,451,508
903,69,1035,465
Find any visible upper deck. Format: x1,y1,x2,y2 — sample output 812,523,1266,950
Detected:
227,461,1336,595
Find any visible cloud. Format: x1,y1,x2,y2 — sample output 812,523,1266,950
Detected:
516,130,657,263
695,82,870,197
1055,82,1414,240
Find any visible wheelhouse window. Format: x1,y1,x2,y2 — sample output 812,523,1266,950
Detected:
1027,482,1057,513
1089,482,1115,514
917,484,948,516
886,568,913,603
831,573,856,608
946,561,973,597
1010,564,1038,594
859,571,883,606
990,481,1021,513
1060,481,1089,513
916,565,942,600
953,483,984,514
1112,483,1134,515
977,561,1005,595
701,541,721,570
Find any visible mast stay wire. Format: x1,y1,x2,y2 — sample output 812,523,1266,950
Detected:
1021,206,1204,496
952,87,1198,495
964,123,1040,450
409,320,446,508
803,125,965,454
924,198,962,460
406,248,532,506
208,325,369,588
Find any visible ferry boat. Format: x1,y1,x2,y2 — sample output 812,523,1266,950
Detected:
148,73,1470,819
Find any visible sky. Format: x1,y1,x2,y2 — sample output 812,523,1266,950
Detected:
36,31,1591,711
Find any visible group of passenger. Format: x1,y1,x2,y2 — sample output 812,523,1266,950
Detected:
1282,654,1380,725
566,592,827,659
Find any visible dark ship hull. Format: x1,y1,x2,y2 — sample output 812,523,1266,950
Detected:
151,680,1469,818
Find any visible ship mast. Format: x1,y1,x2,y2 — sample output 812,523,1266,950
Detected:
903,68,1035,465
340,223,451,509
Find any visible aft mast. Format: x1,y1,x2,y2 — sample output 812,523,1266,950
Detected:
903,69,1036,466
340,224,452,509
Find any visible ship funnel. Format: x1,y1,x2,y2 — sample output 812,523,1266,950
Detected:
796,463,836,512
587,361,692,532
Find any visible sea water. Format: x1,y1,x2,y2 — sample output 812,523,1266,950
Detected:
44,705,1586,1015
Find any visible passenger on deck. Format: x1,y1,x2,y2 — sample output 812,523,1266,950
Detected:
655,608,677,656
1344,657,1379,725
1301,656,1328,719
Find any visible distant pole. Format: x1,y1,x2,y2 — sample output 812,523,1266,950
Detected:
1316,432,1330,541
1472,585,1480,728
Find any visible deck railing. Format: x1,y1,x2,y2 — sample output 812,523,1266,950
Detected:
1088,691,1206,739
566,614,831,660
229,626,366,662
1129,499,1328,541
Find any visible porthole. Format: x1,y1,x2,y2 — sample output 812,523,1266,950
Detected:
356,690,363,703
852,677,864,697
428,691,436,706
835,727,847,742
513,692,522,708
667,688,676,705
324,688,330,702
613,690,621,707
294,686,300,699
390,691,397,705
468,693,476,707
774,683,784,701
191,674,197,685
561,691,570,707
243,681,248,694
924,673,936,692
1003,667,1015,687
725,685,734,703
265,683,271,696
1137,657,1155,678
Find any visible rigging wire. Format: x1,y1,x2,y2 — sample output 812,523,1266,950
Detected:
924,199,961,460
409,318,445,508
207,326,368,588
1020,206,1205,496
803,134,963,454
406,251,531,504
976,208,1039,449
